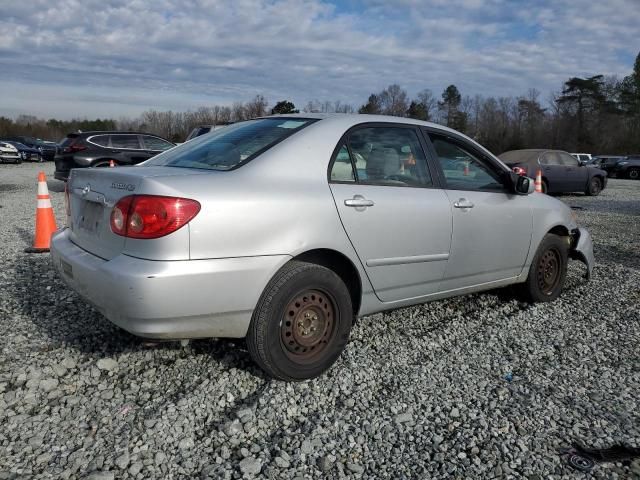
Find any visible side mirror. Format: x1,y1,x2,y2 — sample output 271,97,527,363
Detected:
510,172,533,195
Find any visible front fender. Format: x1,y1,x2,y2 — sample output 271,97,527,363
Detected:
570,227,594,280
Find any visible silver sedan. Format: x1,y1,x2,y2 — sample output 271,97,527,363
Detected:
51,114,594,380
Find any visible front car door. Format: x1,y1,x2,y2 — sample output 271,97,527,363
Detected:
558,151,588,191
329,124,452,303
539,151,568,192
424,130,533,291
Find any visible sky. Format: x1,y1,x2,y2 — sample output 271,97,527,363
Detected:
1,0,639,120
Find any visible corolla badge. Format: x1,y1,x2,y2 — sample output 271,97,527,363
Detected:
111,182,136,191
81,184,91,196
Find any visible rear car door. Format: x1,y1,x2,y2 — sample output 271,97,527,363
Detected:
424,131,533,291
540,152,568,192
329,124,452,302
110,134,150,164
559,152,588,191
141,135,175,157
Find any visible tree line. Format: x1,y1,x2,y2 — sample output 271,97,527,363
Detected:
1,52,639,155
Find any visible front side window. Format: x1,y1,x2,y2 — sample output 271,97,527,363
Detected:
143,136,174,151
345,126,431,187
429,134,505,191
145,118,316,171
111,135,141,149
560,153,579,166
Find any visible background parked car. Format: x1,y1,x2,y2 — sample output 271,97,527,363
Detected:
592,155,626,176
0,142,22,164
571,153,592,162
499,149,607,195
2,136,57,161
612,156,640,179
4,135,57,162
1,141,42,162
54,131,176,181
185,123,232,142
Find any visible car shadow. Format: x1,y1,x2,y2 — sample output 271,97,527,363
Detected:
7,254,261,375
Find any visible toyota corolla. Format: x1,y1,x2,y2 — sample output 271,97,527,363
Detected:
50,114,594,381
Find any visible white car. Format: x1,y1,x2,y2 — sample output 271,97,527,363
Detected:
0,142,21,164
571,153,592,163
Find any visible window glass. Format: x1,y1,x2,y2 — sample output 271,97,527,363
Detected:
143,136,174,151
111,135,141,149
330,144,355,182
541,152,561,165
145,118,315,171
347,127,431,187
430,134,504,191
560,153,578,166
90,135,110,147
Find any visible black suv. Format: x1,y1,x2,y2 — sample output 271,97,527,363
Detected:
612,156,640,179
54,132,175,181
2,136,57,161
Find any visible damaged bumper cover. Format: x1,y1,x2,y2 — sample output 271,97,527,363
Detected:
569,227,594,280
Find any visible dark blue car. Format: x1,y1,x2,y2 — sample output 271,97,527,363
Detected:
2,141,43,162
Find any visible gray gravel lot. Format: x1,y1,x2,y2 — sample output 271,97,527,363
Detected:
1,162,639,479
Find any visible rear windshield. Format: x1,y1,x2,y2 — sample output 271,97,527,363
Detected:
145,117,317,171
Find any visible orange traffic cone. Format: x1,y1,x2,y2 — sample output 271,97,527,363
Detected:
463,161,470,176
25,171,58,253
109,159,116,167
534,169,543,193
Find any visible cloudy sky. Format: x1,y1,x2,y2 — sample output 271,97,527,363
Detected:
1,0,639,119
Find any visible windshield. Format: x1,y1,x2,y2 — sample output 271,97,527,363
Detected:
144,117,317,171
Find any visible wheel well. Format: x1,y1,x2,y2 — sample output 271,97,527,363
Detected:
548,225,569,237
294,249,362,315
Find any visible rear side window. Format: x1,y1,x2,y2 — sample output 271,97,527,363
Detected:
89,135,110,147
143,136,174,151
541,152,561,165
330,144,356,182
342,126,432,187
145,118,316,171
111,135,141,149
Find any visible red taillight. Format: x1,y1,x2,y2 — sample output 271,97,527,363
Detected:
512,166,527,176
110,195,200,239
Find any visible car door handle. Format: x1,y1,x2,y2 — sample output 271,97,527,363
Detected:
344,197,374,208
453,198,474,209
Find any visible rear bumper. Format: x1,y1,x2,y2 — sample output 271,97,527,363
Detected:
50,228,290,339
570,227,595,280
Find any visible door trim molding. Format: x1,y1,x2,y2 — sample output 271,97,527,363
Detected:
366,253,449,267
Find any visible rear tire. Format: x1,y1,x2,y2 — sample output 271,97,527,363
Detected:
629,168,640,180
246,261,353,381
541,179,548,194
585,177,602,196
518,234,568,303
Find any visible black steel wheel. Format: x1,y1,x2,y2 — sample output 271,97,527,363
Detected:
247,261,353,381
629,168,640,180
518,233,568,302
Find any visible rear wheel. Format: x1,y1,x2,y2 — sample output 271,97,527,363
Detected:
629,168,640,180
541,179,548,194
518,234,568,303
585,177,602,196
246,261,353,381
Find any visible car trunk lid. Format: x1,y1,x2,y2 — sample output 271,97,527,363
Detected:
67,166,208,260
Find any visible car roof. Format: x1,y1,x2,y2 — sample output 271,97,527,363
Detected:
67,131,169,137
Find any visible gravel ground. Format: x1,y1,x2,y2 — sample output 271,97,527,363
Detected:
1,162,639,479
